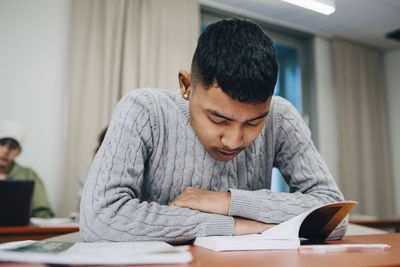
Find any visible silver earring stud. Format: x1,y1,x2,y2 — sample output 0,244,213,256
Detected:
184,93,188,98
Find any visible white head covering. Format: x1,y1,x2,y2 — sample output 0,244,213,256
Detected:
0,120,25,149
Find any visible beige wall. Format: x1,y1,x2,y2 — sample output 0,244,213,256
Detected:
0,0,71,216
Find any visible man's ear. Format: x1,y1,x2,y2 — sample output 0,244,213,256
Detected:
178,70,191,100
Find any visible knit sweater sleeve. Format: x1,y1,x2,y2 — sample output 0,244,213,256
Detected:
79,90,234,242
228,97,347,239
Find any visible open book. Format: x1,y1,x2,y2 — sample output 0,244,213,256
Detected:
194,201,358,251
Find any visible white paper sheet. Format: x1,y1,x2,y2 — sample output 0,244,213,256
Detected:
30,217,79,228
0,240,192,265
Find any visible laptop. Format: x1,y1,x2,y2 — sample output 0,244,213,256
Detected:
0,180,34,226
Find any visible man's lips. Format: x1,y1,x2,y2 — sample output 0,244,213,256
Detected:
219,150,239,156
215,149,241,161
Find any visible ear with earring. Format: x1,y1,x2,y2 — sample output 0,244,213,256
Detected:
178,69,191,100
183,90,190,99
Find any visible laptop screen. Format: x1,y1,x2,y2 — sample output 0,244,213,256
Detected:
0,180,34,226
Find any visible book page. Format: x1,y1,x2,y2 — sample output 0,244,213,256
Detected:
260,210,310,240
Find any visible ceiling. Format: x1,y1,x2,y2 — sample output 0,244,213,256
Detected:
200,0,400,50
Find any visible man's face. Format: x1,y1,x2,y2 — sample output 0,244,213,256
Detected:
187,81,271,162
0,138,21,168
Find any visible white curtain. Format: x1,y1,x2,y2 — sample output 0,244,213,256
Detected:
61,0,199,216
332,39,393,218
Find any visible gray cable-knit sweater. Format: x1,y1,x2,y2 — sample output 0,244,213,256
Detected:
80,88,345,242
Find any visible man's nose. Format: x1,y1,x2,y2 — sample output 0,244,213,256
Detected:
220,127,244,151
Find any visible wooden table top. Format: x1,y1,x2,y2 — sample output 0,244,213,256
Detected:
0,225,79,243
0,233,398,267
0,225,79,234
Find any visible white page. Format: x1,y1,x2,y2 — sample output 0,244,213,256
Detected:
0,240,192,265
260,209,310,240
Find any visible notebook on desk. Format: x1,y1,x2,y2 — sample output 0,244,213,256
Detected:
0,180,34,226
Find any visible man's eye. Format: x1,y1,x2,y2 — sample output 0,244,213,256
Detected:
209,117,226,125
246,122,260,127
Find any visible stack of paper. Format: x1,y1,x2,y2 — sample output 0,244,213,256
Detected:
0,240,192,265
30,218,79,228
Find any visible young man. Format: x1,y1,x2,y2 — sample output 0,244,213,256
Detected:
80,19,345,242
0,120,54,218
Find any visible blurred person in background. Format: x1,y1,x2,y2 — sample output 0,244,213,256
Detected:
0,120,54,218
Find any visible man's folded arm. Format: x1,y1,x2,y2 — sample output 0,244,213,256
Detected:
80,192,234,242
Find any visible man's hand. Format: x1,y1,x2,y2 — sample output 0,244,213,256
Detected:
169,186,231,215
233,217,276,235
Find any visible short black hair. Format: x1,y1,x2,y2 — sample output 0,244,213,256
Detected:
191,18,278,104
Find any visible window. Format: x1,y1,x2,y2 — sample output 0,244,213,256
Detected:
272,44,303,192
